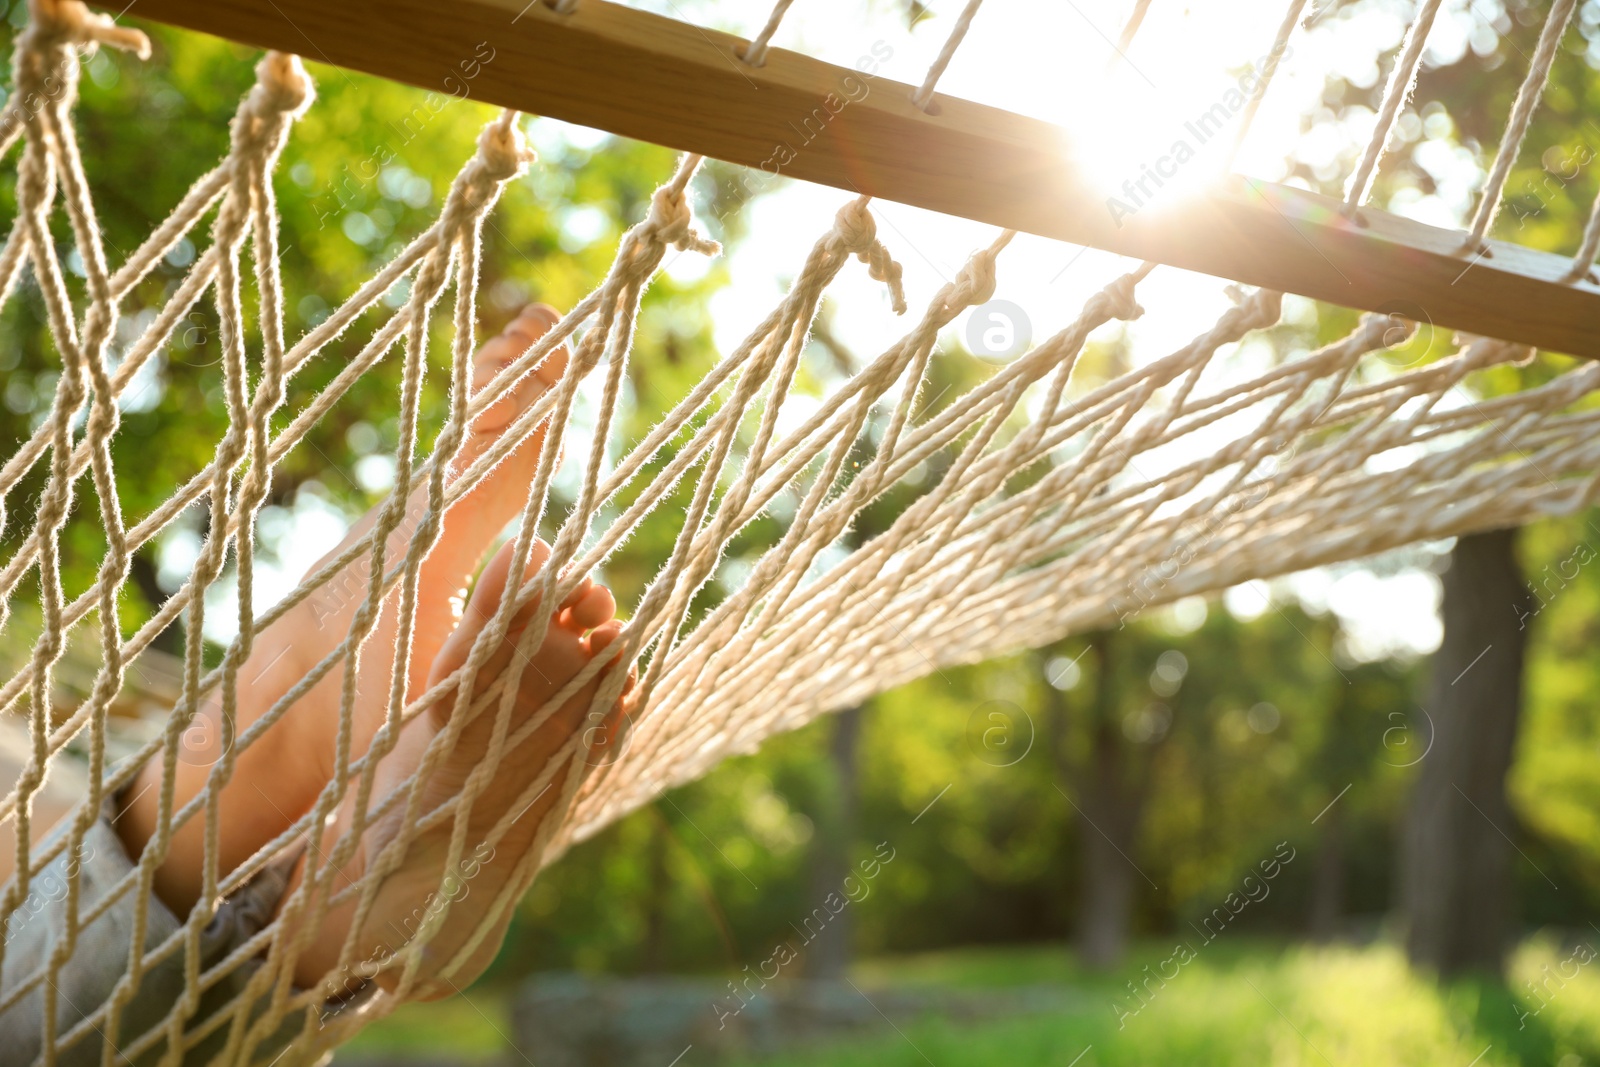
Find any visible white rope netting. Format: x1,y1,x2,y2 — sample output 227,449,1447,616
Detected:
0,0,1595,1062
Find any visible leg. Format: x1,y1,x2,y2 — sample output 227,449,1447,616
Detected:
285,534,630,993
117,305,571,917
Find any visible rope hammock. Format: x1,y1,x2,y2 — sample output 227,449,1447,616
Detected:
0,0,1596,1062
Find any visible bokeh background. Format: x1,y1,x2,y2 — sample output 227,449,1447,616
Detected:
4,0,1600,1063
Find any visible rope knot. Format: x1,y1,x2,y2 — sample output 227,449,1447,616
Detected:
831,198,878,253
1246,289,1284,327
248,52,314,119
1098,272,1146,323
26,0,149,58
437,113,535,228
474,112,536,183
831,199,906,314
1354,310,1418,356
230,53,314,159
642,183,720,257
943,248,1000,312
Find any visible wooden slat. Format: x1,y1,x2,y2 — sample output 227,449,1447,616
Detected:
121,0,1600,357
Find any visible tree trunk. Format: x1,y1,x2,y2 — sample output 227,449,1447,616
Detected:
1077,717,1145,967
1074,633,1147,969
1401,528,1532,977
805,704,862,980
641,805,670,973
1309,803,1344,941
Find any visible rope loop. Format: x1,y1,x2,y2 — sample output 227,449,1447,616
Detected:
248,52,314,122
1236,288,1283,331
583,160,719,289
25,0,150,58
940,245,1000,313
475,111,536,183
640,182,721,258
440,112,535,224
829,198,906,314
1353,309,1415,352
230,53,315,159
1094,271,1146,324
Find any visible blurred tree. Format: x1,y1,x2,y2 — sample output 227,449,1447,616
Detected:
1061,632,1180,969
1401,530,1533,977
1515,511,1600,918
1302,0,1600,978
803,705,863,979
640,804,672,974
0,8,725,645
1305,658,1405,941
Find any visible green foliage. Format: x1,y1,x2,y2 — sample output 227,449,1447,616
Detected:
9,2,1600,1041
339,991,509,1063
0,9,717,630
1515,510,1600,908
744,940,1587,1067
354,938,1600,1066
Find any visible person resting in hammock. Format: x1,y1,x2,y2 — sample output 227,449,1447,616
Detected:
2,304,632,1060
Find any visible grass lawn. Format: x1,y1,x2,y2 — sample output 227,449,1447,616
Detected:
752,937,1600,1067
337,992,513,1062
339,936,1600,1065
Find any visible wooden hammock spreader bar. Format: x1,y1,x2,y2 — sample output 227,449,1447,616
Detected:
125,0,1600,358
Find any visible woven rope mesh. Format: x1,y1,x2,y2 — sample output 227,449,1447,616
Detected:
0,0,1596,1062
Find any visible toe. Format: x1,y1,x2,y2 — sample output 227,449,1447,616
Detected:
517,302,560,331
476,538,552,619
468,306,566,437
428,538,553,688
471,321,531,391
585,621,636,695
558,573,594,611
497,304,562,374
585,619,623,657
561,579,615,633
587,618,635,699
498,311,551,356
517,305,570,390
555,575,593,634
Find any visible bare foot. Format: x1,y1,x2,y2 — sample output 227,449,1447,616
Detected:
120,305,571,916
289,535,630,993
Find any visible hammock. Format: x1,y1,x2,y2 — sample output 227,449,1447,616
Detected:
0,0,1596,1062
